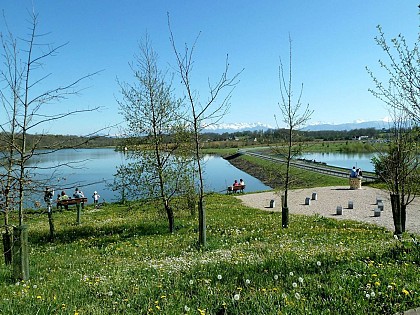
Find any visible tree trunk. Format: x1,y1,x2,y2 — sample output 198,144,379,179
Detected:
12,225,29,281
198,200,206,246
390,194,403,236
2,231,12,265
401,203,407,233
165,204,174,233
282,206,289,228
47,207,55,241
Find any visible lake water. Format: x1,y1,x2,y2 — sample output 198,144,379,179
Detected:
298,152,376,172
29,148,271,203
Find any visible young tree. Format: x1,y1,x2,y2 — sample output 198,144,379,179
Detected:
117,35,193,233
168,18,242,247
0,11,99,279
372,113,419,236
275,36,313,228
368,19,420,237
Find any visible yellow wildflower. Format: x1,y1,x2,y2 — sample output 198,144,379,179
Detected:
402,289,410,296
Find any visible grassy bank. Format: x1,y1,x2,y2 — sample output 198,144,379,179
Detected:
0,194,419,314
228,154,349,189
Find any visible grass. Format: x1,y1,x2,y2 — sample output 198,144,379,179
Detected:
0,193,419,314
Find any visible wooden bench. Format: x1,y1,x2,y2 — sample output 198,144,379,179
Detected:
227,185,245,194
57,197,87,210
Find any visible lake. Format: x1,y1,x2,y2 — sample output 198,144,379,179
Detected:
29,148,271,204
298,152,376,172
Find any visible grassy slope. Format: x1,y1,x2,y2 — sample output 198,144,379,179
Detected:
0,194,419,314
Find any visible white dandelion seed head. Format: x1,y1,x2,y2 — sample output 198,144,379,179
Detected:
316,261,322,266
189,280,194,285
298,277,303,283
292,282,298,288
217,274,222,280
289,272,294,276
245,279,251,285
233,293,240,301
274,275,279,280
295,292,301,299
184,305,190,312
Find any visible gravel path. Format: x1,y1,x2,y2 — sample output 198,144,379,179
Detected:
235,186,420,235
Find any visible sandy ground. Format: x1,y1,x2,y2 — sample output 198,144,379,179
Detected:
235,186,420,235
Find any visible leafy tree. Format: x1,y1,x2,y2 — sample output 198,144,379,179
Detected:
169,17,242,247
117,35,193,233
275,36,313,228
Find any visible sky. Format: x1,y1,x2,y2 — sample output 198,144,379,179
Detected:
1,0,419,135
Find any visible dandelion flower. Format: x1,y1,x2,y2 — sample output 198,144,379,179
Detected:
402,289,410,296
233,293,240,301
36,295,42,299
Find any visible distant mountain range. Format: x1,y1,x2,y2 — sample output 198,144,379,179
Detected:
203,121,390,134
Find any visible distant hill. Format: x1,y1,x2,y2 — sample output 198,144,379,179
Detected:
302,120,390,131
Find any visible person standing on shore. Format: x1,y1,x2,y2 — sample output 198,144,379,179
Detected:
92,191,100,205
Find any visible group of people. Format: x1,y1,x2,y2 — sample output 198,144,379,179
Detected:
232,179,245,187
56,187,101,209
350,166,363,178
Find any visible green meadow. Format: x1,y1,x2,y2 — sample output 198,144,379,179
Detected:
0,192,419,314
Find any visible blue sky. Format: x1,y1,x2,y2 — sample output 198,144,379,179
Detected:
1,1,418,135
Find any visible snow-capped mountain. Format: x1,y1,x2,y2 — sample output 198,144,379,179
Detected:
202,120,391,134
203,122,274,134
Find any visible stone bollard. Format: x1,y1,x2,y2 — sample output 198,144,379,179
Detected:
270,199,275,208
374,207,381,217
336,205,343,215
376,197,383,205
348,201,353,209
305,197,311,205
311,192,317,200
377,201,384,211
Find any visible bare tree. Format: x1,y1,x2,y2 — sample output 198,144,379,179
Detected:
275,36,313,228
0,11,100,279
117,35,193,233
168,16,242,247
